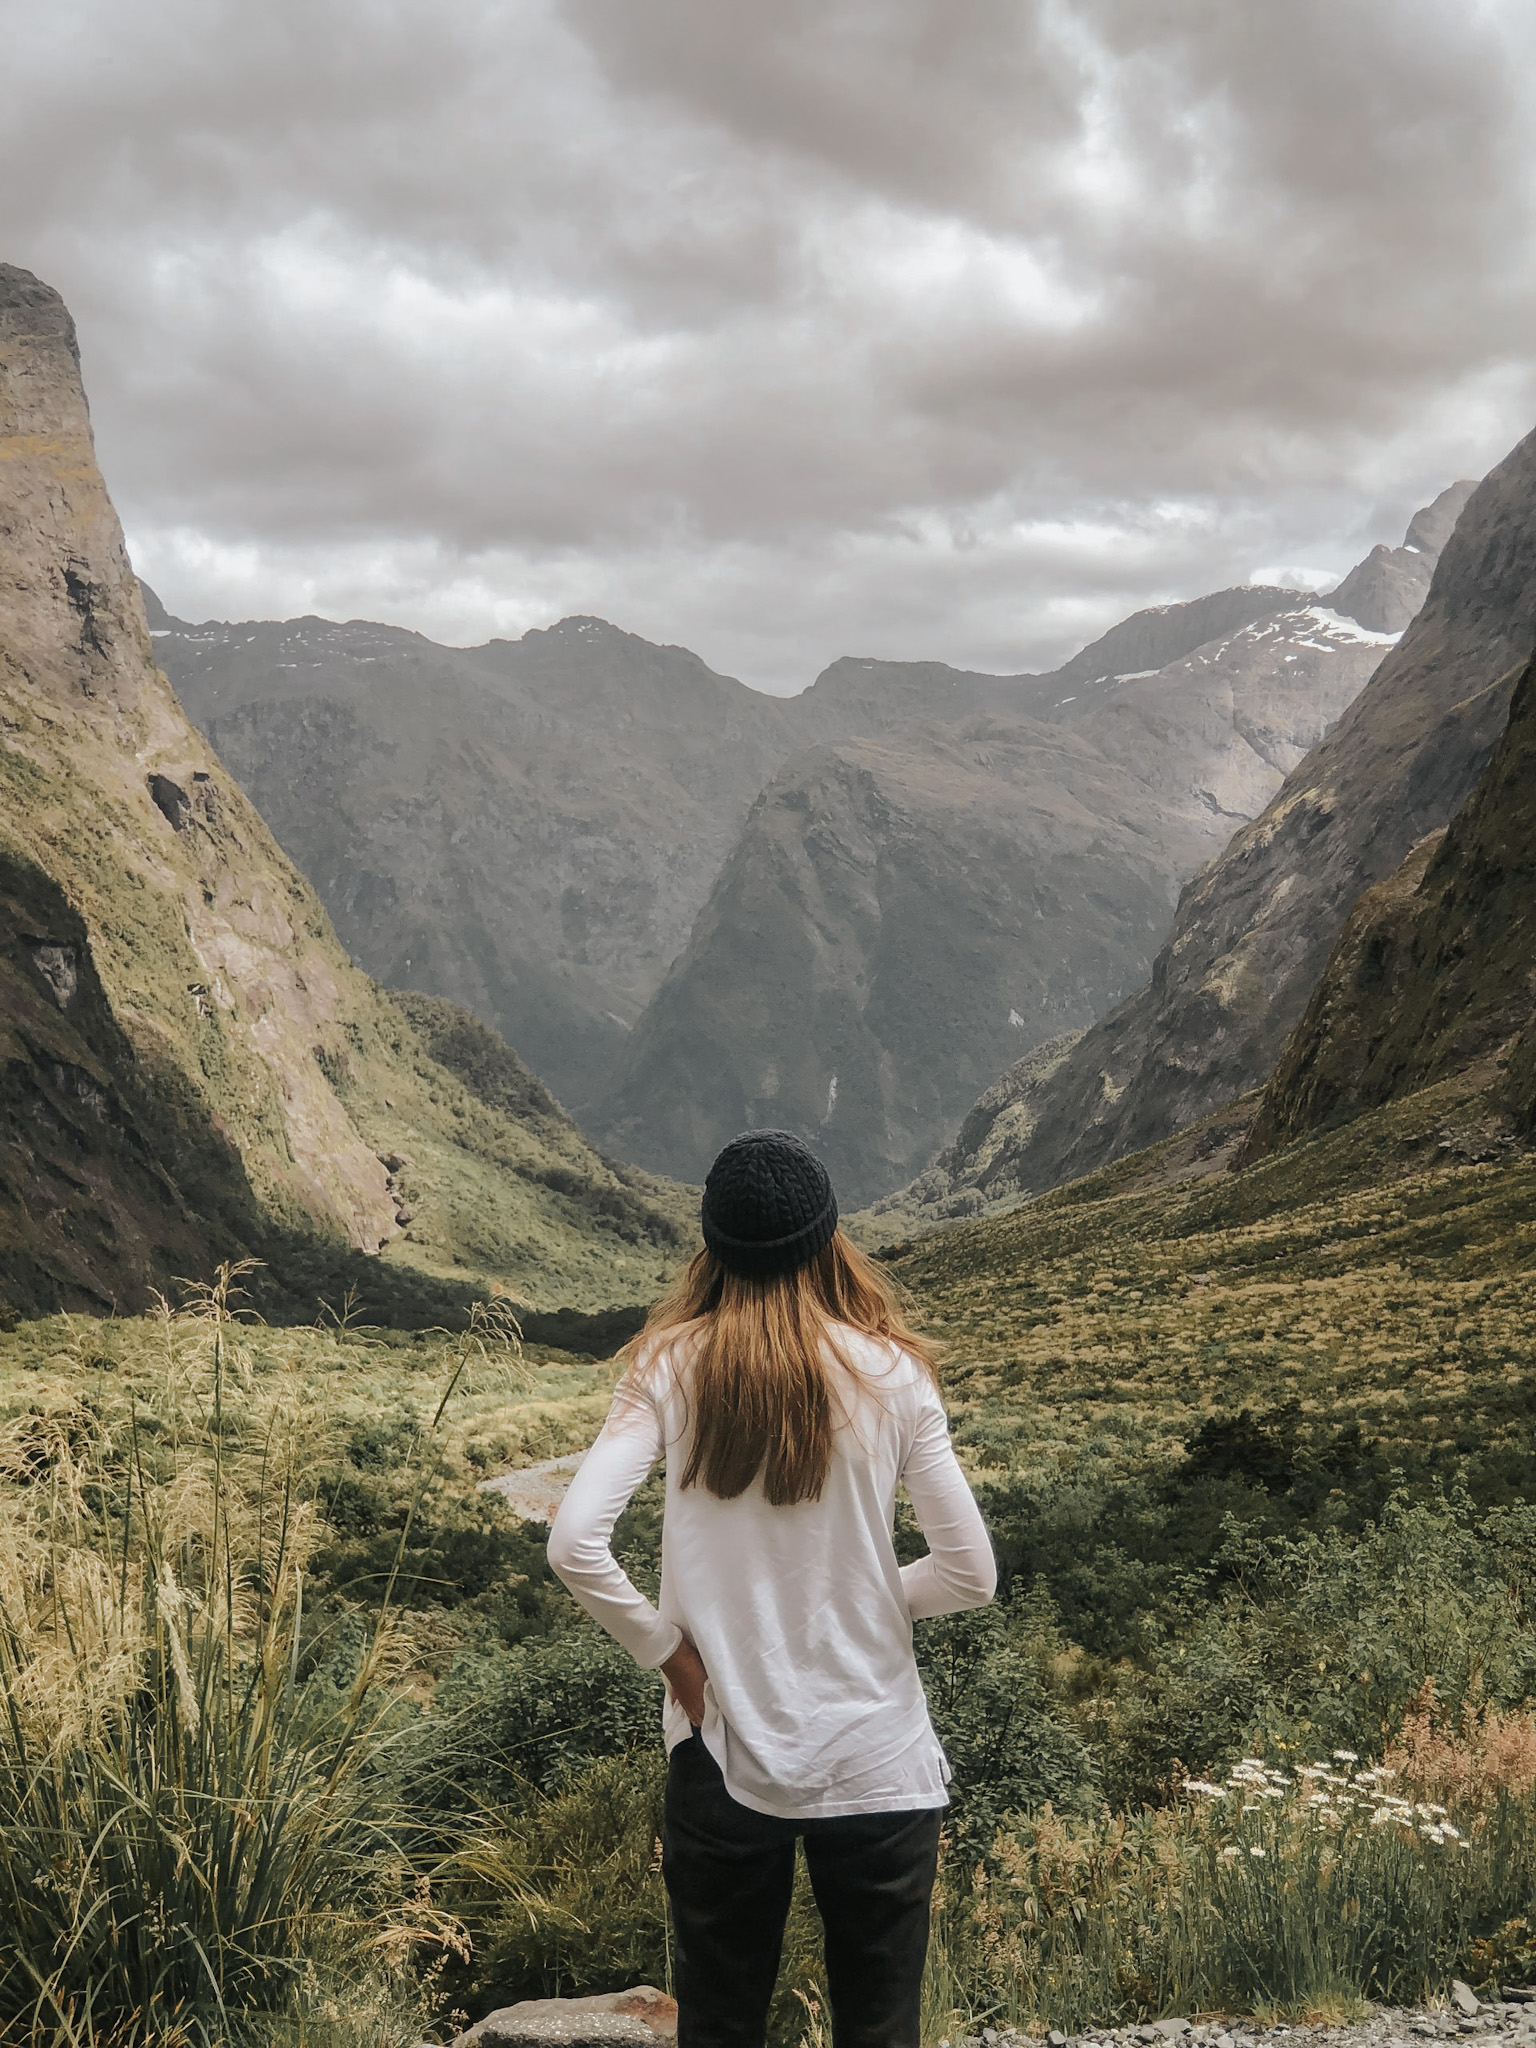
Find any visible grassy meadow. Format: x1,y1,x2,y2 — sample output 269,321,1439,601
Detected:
1,1069,1535,2045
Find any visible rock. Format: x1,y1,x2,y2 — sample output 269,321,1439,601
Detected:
26,939,78,1009
394,1206,414,1224
1049,2031,1068,2046
1247,644,1536,1157
147,772,192,831
1153,2026,1191,2042
1452,1986,1481,2019
452,1987,677,2048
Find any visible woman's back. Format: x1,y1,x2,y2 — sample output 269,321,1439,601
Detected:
552,1325,993,1817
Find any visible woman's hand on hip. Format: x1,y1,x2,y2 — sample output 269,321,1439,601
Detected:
662,1637,709,1726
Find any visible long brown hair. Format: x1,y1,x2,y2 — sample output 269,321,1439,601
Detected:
618,1227,938,1507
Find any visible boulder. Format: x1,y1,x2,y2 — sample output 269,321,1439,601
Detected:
453,1988,678,2048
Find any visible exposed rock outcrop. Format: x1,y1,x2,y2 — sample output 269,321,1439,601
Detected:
1323,482,1477,634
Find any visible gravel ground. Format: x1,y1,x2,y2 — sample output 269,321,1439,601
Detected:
945,1986,1536,2048
478,1452,586,1524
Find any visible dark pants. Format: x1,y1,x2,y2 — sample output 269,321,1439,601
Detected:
662,1731,942,2048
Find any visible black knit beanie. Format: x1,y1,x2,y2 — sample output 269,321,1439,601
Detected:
700,1129,839,1280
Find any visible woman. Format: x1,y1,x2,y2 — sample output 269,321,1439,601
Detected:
548,1129,996,2048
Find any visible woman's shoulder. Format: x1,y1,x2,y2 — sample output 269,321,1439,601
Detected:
620,1326,695,1400
830,1323,934,1396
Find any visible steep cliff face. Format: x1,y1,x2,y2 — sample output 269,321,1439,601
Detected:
849,1030,1085,1239
599,597,1399,1201
598,720,1198,1203
913,429,1534,1206
0,265,689,1317
1247,652,1536,1156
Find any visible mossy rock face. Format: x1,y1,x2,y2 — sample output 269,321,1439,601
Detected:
0,262,691,1322
1250,653,1536,1157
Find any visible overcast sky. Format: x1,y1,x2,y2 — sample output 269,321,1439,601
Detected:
5,0,1536,694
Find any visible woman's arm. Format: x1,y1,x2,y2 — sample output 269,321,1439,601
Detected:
898,1379,998,1617
546,1391,683,1669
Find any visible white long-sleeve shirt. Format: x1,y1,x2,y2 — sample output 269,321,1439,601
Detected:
546,1325,996,1820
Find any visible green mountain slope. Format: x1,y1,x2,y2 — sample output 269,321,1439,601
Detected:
0,263,690,1319
1247,653,1536,1158
886,1053,1536,1489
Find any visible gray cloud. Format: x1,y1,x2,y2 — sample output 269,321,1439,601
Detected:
3,0,1534,689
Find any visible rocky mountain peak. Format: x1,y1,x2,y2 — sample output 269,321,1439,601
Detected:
1324,478,1477,634
1404,479,1479,558
0,264,158,714
1046,584,1308,694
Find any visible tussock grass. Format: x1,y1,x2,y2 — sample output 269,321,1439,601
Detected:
891,1102,1536,1480
0,1270,526,2047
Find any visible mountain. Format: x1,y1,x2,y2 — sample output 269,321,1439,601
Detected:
878,459,1524,1218
0,263,690,1321
1246,649,1536,1157
148,606,813,1114
1321,483,1472,635
147,580,1312,1126
147,398,1467,1205
599,597,1406,1202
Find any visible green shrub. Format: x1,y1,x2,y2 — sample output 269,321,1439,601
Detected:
928,1757,1536,2035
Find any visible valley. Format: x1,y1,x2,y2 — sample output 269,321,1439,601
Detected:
150,503,1466,1202
5,1030,1533,2039
3,250,1536,2048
